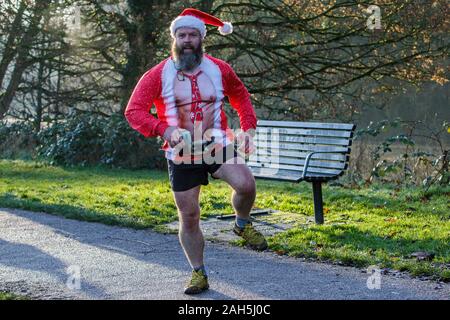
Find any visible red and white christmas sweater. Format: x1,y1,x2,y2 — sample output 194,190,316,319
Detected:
124,53,257,160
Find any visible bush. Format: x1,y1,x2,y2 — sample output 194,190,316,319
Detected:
352,118,449,188
33,112,166,169
99,113,167,169
0,121,37,160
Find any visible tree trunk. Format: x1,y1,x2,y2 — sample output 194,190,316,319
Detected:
34,52,45,133
119,0,159,113
0,0,49,120
0,0,26,89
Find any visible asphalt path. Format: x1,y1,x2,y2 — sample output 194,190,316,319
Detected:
0,208,448,300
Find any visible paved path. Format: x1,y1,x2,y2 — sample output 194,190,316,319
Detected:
0,208,448,300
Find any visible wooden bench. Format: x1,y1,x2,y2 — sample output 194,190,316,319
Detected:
246,120,356,224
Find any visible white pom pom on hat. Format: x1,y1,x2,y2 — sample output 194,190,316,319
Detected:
170,8,233,39
218,22,233,35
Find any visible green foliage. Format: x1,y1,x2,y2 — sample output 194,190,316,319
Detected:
0,113,167,169
0,121,36,160
35,112,166,169
0,291,26,300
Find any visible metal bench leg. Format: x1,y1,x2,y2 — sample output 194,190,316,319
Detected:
312,181,324,224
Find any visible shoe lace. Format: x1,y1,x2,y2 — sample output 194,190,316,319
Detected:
244,224,261,240
190,271,205,285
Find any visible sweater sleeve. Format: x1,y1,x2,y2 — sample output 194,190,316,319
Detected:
124,66,169,138
223,64,257,132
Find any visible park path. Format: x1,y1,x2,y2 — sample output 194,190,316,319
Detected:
0,208,448,300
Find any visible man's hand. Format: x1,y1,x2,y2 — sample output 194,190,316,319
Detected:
162,126,188,148
236,129,256,156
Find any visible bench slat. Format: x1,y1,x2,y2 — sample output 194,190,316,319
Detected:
257,120,355,131
257,127,353,138
255,142,350,153
247,162,343,176
255,149,348,162
255,134,351,147
249,155,347,170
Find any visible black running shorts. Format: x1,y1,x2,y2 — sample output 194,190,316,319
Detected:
167,143,241,192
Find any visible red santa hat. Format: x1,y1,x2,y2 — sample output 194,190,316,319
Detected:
170,8,233,39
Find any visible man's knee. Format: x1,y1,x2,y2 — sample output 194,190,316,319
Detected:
235,178,256,195
179,209,201,231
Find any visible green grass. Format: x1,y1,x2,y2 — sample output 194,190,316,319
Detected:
1,159,449,281
0,291,26,300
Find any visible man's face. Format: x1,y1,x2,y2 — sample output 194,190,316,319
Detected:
174,27,202,53
172,27,203,71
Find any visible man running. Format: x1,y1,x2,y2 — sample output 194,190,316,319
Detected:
124,8,267,295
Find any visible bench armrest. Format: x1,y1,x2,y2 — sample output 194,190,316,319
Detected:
302,151,348,179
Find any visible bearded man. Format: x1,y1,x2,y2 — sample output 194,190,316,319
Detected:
124,8,267,295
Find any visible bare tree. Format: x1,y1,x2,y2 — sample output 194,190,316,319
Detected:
2,0,448,125
207,0,449,121
0,0,53,120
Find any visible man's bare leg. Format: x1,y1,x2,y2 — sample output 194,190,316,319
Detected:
172,185,204,269
211,159,256,219
211,159,267,250
231,182,256,220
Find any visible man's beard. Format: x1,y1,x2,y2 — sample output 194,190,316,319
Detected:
172,41,203,71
